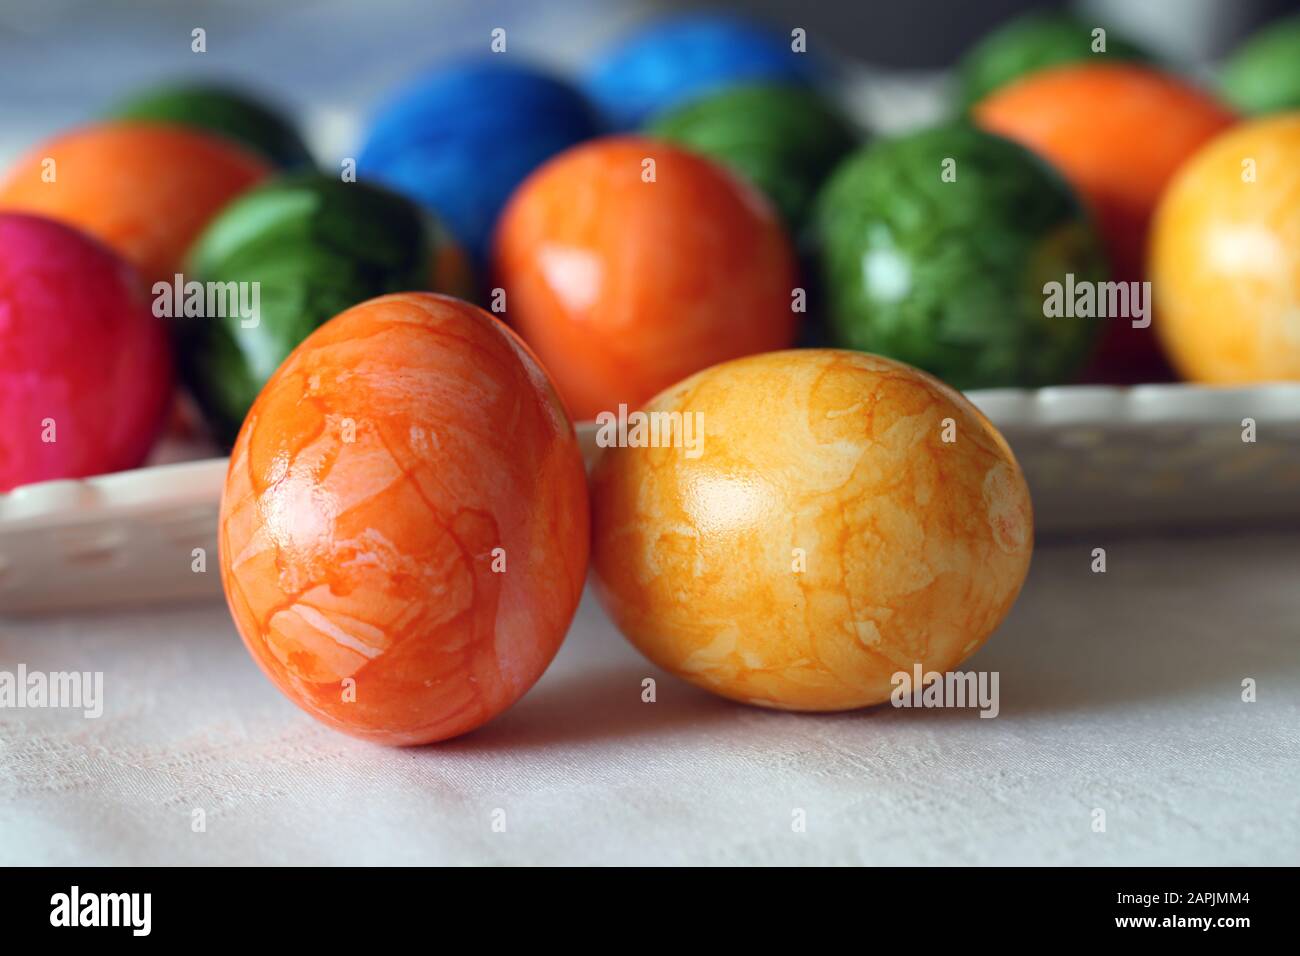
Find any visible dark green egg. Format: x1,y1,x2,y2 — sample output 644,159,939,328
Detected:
647,82,857,230
813,123,1107,390
180,174,468,445
110,84,314,168
956,12,1150,110
1221,15,1300,115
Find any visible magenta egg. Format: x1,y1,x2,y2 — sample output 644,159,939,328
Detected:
0,213,172,491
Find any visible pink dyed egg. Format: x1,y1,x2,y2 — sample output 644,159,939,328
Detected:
0,213,172,491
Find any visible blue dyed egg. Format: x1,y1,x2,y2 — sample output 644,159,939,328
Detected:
585,13,816,129
358,61,599,263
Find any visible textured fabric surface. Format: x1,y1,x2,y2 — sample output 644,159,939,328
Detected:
1,530,1295,866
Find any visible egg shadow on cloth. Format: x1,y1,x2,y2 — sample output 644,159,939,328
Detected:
439,665,737,753
445,661,992,754
963,531,1300,718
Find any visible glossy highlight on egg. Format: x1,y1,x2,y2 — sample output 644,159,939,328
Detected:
219,293,590,744
494,135,799,421
590,349,1033,712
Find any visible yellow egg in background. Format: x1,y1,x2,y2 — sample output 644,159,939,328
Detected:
589,349,1034,712
1150,113,1300,383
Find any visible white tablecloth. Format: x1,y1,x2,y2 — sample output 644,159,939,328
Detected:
2,530,1296,866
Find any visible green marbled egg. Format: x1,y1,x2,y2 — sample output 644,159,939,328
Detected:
647,82,857,229
813,123,1107,390
1221,15,1300,115
180,173,471,445
957,11,1150,110
110,84,314,168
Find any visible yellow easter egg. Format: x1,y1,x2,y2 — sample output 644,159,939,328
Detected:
590,349,1033,711
1150,113,1300,382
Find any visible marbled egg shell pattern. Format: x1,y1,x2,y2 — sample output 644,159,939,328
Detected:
591,349,1033,711
220,293,589,744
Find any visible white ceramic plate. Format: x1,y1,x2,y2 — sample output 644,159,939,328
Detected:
2,383,1298,615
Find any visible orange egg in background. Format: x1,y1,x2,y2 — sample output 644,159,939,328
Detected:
1150,113,1300,383
0,122,271,284
974,64,1237,382
219,293,590,745
493,135,799,421
590,349,1033,712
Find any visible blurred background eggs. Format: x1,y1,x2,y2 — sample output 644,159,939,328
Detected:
357,61,600,265
953,10,1152,110
646,81,858,232
1220,14,1300,115
1151,113,1300,383
494,135,799,420
0,213,172,492
813,123,1107,389
180,173,470,446
974,63,1237,381
584,11,817,129
0,122,271,285
107,82,315,169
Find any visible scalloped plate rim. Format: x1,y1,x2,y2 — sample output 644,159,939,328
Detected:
1,382,1298,528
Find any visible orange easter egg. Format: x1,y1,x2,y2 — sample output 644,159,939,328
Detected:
1150,114,1300,382
590,349,1033,712
0,123,270,284
974,64,1236,381
219,293,589,745
493,135,798,421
